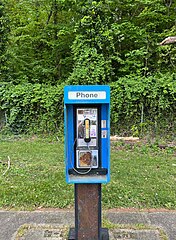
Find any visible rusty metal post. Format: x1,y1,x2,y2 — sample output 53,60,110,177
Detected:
68,184,109,240
75,183,101,240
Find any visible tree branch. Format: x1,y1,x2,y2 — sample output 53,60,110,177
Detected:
160,36,176,46
46,9,53,24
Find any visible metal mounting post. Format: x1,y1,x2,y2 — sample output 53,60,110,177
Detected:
68,184,109,240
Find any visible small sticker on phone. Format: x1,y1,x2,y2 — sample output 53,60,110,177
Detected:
90,125,97,137
101,120,106,128
101,130,107,138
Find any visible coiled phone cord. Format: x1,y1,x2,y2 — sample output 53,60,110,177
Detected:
69,138,93,175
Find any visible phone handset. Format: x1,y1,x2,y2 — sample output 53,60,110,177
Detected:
84,118,91,143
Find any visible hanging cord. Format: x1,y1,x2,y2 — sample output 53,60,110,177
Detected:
69,138,93,175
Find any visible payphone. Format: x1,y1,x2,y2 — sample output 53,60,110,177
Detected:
76,107,99,169
64,85,110,184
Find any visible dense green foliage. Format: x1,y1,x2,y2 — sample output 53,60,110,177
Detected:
111,73,176,136
0,83,64,133
0,1,9,78
0,0,176,135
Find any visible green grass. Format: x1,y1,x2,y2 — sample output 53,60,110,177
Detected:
0,138,74,209
0,137,175,210
103,142,176,209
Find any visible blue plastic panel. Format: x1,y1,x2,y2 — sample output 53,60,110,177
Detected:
64,85,110,184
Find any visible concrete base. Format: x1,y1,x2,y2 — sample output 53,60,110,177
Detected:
68,228,109,240
0,210,173,240
15,225,161,240
109,229,161,240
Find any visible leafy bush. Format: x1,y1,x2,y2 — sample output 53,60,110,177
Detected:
0,83,64,134
0,73,176,136
110,73,176,136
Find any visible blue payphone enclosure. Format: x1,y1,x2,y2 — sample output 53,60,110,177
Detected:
64,85,110,184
